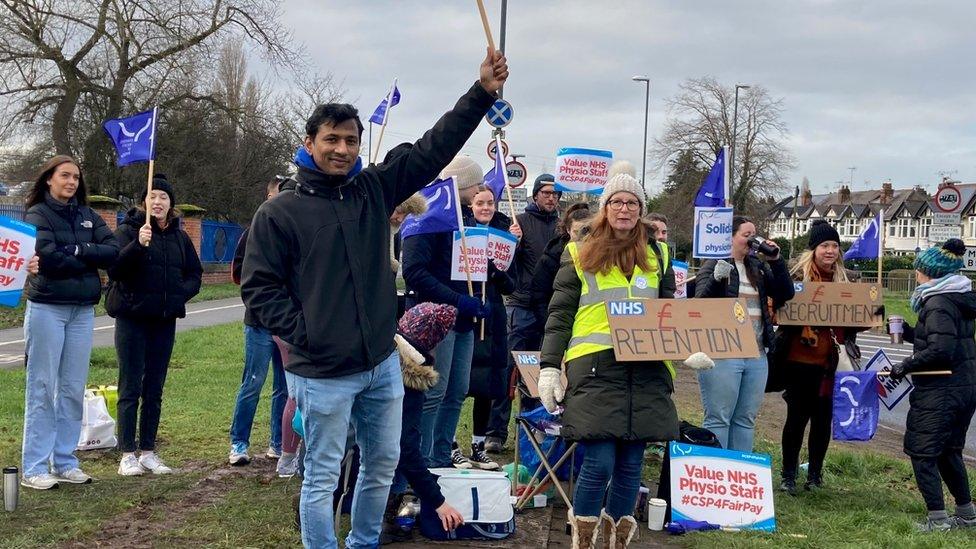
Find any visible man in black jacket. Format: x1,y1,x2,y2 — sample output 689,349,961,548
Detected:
485,173,560,453
242,49,508,549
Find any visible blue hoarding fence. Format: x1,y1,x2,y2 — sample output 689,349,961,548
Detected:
200,219,243,264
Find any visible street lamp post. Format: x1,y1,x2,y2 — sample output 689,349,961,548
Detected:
632,76,650,192
730,84,751,205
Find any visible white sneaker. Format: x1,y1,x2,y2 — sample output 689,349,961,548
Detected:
276,452,298,478
266,447,282,459
139,452,174,475
118,454,146,476
229,443,251,466
21,473,60,490
56,468,93,484
450,445,473,470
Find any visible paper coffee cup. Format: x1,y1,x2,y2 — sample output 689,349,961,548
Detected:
888,315,904,334
647,498,667,531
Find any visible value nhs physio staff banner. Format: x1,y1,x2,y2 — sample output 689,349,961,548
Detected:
693,207,734,259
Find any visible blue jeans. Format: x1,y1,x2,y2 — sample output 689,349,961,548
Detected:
229,324,286,451
573,440,646,519
294,352,404,549
698,355,769,452
21,301,94,476
420,329,474,467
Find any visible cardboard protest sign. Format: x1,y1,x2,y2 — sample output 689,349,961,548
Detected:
606,298,760,361
450,227,489,283
669,442,776,531
0,216,36,307
553,148,612,194
672,260,689,299
486,227,518,271
693,207,733,259
776,282,882,328
511,351,566,398
864,349,913,411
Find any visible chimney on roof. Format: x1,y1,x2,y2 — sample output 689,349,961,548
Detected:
880,181,893,205
802,188,812,207
839,184,851,203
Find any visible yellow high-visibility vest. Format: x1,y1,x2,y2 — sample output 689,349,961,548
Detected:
564,241,674,378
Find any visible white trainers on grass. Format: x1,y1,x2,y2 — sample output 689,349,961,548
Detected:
118,454,146,476
139,452,174,474
57,468,93,484
21,473,60,490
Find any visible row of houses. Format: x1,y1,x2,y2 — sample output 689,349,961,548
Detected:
766,180,976,255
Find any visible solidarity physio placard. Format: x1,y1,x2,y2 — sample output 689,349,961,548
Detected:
0,216,36,307
693,207,733,259
669,442,776,531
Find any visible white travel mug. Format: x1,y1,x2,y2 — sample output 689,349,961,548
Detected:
888,315,904,344
647,498,667,531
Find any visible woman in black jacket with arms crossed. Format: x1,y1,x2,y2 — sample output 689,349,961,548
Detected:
106,175,202,476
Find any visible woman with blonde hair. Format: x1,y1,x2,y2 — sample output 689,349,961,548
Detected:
539,170,676,549
773,219,860,494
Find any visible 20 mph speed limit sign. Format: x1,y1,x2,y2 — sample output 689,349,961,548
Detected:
935,185,962,213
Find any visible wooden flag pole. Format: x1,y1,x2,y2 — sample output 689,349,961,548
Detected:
476,0,496,51
504,184,518,221
877,208,885,286
143,159,155,229
481,281,487,340
451,178,475,299
370,78,397,165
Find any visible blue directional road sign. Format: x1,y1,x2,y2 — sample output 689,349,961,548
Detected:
485,99,514,128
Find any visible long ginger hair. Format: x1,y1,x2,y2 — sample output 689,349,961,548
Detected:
578,207,651,275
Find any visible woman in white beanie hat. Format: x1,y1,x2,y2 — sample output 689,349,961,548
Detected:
537,169,678,548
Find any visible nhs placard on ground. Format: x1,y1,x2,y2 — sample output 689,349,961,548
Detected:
553,148,612,194
693,207,734,259
669,442,775,531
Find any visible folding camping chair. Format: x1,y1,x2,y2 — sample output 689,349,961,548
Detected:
511,361,577,510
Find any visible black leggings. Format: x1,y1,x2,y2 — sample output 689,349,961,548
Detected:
473,396,491,438
781,363,833,479
912,451,972,511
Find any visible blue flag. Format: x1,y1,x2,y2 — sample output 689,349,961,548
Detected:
400,178,460,239
369,84,401,125
833,371,879,441
843,212,882,260
102,108,158,166
483,138,507,201
694,148,726,207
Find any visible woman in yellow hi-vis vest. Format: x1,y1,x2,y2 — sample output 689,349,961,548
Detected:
539,166,678,549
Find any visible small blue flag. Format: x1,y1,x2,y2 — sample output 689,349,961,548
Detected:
369,84,401,125
833,371,879,441
483,137,507,201
843,212,882,260
102,108,158,166
400,178,461,239
694,148,726,207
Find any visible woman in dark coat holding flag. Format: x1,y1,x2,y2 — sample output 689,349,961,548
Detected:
889,239,976,532
106,175,202,477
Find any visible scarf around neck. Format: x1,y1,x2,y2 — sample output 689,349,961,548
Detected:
910,273,973,312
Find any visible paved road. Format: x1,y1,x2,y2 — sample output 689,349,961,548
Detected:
856,331,976,459
0,297,244,371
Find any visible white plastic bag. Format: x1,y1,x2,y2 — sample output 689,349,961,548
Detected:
76,390,117,450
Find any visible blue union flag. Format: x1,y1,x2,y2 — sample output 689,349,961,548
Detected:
103,107,158,166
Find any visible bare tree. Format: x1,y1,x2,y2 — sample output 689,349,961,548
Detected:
654,77,795,211
0,0,295,162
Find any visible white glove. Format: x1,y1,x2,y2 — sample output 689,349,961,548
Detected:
683,352,715,371
538,368,565,413
712,260,734,282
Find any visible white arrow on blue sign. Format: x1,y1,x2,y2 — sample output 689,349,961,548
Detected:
485,99,514,128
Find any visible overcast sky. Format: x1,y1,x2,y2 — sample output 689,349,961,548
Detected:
279,0,976,199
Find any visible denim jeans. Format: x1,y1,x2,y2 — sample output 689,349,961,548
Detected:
293,351,404,549
229,324,287,452
573,440,646,519
21,301,94,476
420,329,474,467
698,354,769,452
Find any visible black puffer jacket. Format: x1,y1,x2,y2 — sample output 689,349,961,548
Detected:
105,209,203,319
242,82,496,379
25,193,119,305
900,288,976,457
508,203,559,308
694,255,795,348
540,247,679,443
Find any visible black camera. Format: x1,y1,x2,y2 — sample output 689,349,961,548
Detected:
748,236,778,256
